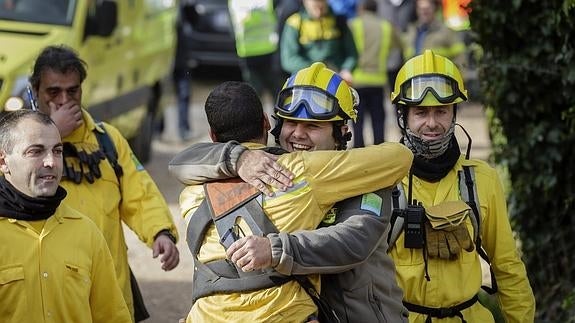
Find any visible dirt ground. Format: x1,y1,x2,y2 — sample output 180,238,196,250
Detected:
124,140,199,323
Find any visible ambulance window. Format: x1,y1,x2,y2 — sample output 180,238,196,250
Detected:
0,0,75,25
145,0,175,14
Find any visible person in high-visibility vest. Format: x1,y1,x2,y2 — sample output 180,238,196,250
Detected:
402,0,465,64
348,0,404,147
228,0,283,99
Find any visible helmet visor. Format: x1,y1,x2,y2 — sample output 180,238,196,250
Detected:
276,86,344,120
397,74,466,105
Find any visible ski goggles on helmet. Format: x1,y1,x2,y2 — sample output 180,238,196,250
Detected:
275,86,349,120
394,74,467,105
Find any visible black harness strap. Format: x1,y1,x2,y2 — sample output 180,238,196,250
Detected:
403,295,479,323
186,178,341,322
94,122,123,180
388,184,407,247
459,166,498,294
186,197,292,304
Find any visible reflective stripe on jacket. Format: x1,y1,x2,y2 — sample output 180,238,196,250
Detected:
349,12,397,86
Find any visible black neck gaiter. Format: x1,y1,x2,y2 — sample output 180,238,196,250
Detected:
0,176,67,221
407,136,461,182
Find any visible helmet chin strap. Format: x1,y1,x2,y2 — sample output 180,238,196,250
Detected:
270,114,282,144
455,123,473,159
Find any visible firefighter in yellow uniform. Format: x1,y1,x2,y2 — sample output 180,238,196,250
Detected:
0,110,132,323
173,63,413,322
29,45,179,322
388,50,535,322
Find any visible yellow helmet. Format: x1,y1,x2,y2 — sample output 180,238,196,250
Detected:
275,62,358,122
391,50,468,106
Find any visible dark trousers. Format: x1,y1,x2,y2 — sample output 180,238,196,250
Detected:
155,68,191,139
173,68,191,137
241,53,283,99
353,86,385,148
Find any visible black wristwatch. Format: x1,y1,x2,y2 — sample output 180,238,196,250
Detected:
154,229,176,244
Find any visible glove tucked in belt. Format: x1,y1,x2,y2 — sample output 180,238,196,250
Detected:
425,200,474,260
63,142,106,184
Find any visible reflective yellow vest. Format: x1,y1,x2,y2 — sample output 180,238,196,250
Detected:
228,0,278,57
349,13,394,86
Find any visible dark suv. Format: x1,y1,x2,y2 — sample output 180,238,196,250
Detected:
181,0,239,68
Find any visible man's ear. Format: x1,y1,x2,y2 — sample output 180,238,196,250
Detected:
208,128,218,142
263,112,271,132
0,151,9,175
340,124,349,136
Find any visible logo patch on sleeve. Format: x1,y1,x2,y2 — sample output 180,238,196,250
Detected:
361,193,383,216
131,153,144,171
322,207,337,225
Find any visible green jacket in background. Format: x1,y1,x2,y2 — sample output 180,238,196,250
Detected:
280,9,358,74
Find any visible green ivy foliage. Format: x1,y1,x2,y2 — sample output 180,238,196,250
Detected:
469,0,575,320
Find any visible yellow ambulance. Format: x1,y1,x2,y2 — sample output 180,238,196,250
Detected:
0,0,177,162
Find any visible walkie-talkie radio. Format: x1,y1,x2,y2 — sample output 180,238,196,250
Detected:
404,201,425,249
403,172,426,249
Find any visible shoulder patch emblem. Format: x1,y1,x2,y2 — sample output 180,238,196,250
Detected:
322,207,337,225
131,153,144,171
361,192,383,216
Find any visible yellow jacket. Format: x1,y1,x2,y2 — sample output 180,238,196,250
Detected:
0,204,131,323
59,111,178,316
389,156,535,323
179,142,413,322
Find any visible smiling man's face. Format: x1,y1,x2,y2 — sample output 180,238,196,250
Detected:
279,119,346,152
406,104,454,142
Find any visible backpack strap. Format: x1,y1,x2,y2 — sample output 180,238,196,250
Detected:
388,184,407,248
94,122,123,180
205,179,278,248
458,166,498,294
186,178,292,304
187,177,341,321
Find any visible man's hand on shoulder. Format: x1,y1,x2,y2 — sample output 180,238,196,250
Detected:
237,150,294,196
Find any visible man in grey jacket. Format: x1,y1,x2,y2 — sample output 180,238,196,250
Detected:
170,67,409,322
